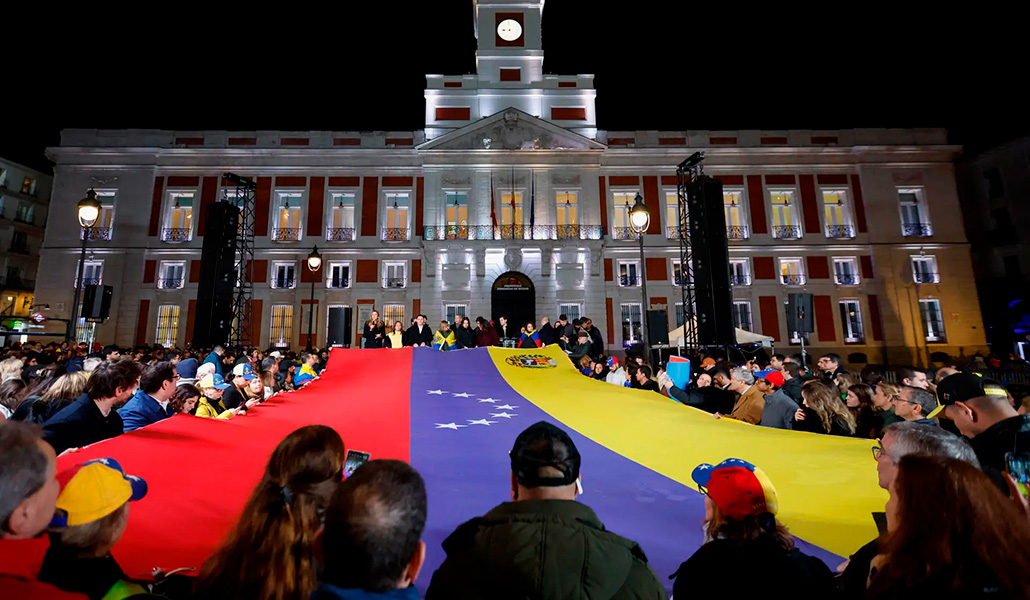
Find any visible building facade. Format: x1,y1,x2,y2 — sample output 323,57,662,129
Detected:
956,135,1030,356
36,0,986,366
0,157,51,331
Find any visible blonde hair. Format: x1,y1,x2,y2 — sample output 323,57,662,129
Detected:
40,372,89,402
877,381,902,402
0,357,24,378
834,372,857,396
802,380,856,434
50,502,128,554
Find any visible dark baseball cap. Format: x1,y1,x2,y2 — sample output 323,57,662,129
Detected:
933,372,1007,417
510,421,581,488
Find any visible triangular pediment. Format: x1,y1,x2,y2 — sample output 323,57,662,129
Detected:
418,108,605,151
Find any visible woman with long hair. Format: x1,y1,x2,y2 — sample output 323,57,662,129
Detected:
0,378,25,419
362,310,386,349
30,372,89,424
10,364,68,422
845,383,879,438
591,360,609,381
671,459,834,598
168,383,200,415
834,371,857,398
868,455,1030,598
794,380,856,436
386,321,405,348
455,317,476,349
194,425,347,600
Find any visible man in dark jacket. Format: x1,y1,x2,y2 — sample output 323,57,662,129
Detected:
756,370,796,430
554,314,576,350
406,315,434,347
779,362,804,405
568,331,592,363
582,317,605,359
426,422,666,600
120,361,177,432
495,315,513,343
43,359,142,454
538,317,555,347
475,317,500,347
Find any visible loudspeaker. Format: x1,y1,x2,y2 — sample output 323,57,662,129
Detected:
327,306,352,347
193,203,240,348
80,285,113,321
688,176,736,346
787,293,814,335
647,309,670,346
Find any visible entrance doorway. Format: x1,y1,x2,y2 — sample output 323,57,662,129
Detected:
491,271,535,343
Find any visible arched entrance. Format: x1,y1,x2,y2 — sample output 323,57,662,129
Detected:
491,271,535,341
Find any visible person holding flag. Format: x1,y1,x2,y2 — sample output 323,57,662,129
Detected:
518,321,541,349
433,321,457,351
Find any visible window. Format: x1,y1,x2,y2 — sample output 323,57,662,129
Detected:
898,188,932,236
81,190,116,241
383,261,406,289
911,255,939,284
158,261,186,289
155,305,181,347
724,189,748,239
498,191,523,239
444,191,469,239
444,304,468,324
611,191,637,239
839,300,864,344
15,204,35,224
732,301,752,332
558,303,581,323
919,299,946,342
383,304,405,328
780,258,805,285
271,262,297,289
327,262,351,289
672,260,691,286
384,192,410,241
10,231,29,254
556,191,579,238
833,257,859,285
621,303,643,343
822,189,854,238
273,191,304,241
21,177,35,195
164,191,195,241
0,168,6,187
270,305,294,347
769,189,801,238
618,260,640,287
327,192,356,241
730,259,751,286
75,260,104,287
665,190,682,238
984,168,1004,199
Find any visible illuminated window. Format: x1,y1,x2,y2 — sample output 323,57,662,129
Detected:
780,258,805,285
444,304,468,324
611,191,636,234
383,304,405,328
665,190,682,238
724,189,748,239
558,303,581,323
164,192,194,241
898,188,932,236
155,305,180,347
618,260,640,287
384,192,410,240
919,299,946,342
822,189,854,238
769,189,800,238
445,192,469,239
621,303,642,343
273,191,304,241
557,191,578,239
840,300,864,344
327,192,356,241
270,305,294,348
271,262,297,289
383,261,407,289
327,262,351,289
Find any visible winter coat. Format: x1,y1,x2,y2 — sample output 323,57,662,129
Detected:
475,326,500,347
455,327,476,349
518,330,541,348
760,389,797,430
780,377,804,404
42,395,122,454
195,396,233,419
794,406,854,436
539,323,556,346
433,329,457,351
119,389,171,433
728,385,765,424
406,324,433,347
202,351,223,376
363,323,387,348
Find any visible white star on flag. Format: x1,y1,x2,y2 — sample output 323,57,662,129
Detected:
494,404,519,410
467,419,498,426
490,412,517,419
478,398,500,403
452,392,474,398
434,422,467,430
427,390,447,395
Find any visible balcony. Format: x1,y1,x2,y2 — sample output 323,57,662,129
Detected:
381,228,409,242
772,225,802,239
781,274,806,285
421,224,603,241
80,227,112,241
326,227,356,242
271,277,296,290
612,227,642,241
826,224,856,239
673,273,691,286
158,277,184,290
730,274,751,286
556,224,583,240
383,277,406,289
727,225,750,240
902,222,933,237
161,228,191,242
75,278,102,288
914,272,940,284
835,273,860,285
272,228,302,242
666,225,682,239
619,274,641,287
327,276,350,289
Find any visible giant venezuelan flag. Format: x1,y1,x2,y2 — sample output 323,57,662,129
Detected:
0,346,885,595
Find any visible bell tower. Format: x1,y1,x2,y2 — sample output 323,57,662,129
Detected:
473,0,544,85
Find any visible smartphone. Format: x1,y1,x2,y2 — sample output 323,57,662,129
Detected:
1006,452,1030,499
343,450,371,479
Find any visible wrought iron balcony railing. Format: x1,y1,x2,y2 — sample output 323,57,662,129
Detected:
80,227,112,241
902,222,933,237
673,274,691,286
271,277,296,289
826,224,855,239
158,277,184,289
75,278,102,288
914,272,940,284
325,227,356,242
666,225,682,239
727,225,749,240
383,277,406,289
772,225,802,239
381,228,409,242
619,275,641,287
161,228,191,242
556,224,581,239
272,228,302,242
422,224,603,241
835,273,860,285
730,274,751,286
612,227,642,240
781,274,806,285
327,277,350,289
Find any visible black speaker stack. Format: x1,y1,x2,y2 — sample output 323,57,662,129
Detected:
687,176,736,346
192,203,240,348
80,285,113,321
787,293,815,335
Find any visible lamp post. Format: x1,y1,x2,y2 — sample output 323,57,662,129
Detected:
628,193,651,363
305,245,322,351
67,189,101,344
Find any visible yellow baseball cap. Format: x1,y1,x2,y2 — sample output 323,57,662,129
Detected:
50,458,148,527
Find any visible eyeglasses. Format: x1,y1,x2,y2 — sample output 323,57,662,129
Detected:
872,443,894,462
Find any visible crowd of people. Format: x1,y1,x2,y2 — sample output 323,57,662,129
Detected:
2,336,1030,599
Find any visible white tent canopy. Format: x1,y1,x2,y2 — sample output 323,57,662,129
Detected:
667,322,774,346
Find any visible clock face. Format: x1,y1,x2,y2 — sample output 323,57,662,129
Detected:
497,18,522,42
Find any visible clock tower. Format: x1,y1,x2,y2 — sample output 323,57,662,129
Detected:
424,0,597,139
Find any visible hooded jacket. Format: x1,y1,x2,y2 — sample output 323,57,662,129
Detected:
425,500,666,600
606,366,627,386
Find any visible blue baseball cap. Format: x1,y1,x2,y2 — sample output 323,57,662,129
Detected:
199,373,231,390
232,363,257,380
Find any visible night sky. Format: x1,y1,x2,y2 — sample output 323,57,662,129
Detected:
4,4,1024,174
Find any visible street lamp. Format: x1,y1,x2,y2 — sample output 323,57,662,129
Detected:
67,189,102,343
628,193,651,363
305,245,322,351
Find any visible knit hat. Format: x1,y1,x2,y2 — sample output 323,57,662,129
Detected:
176,358,198,380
